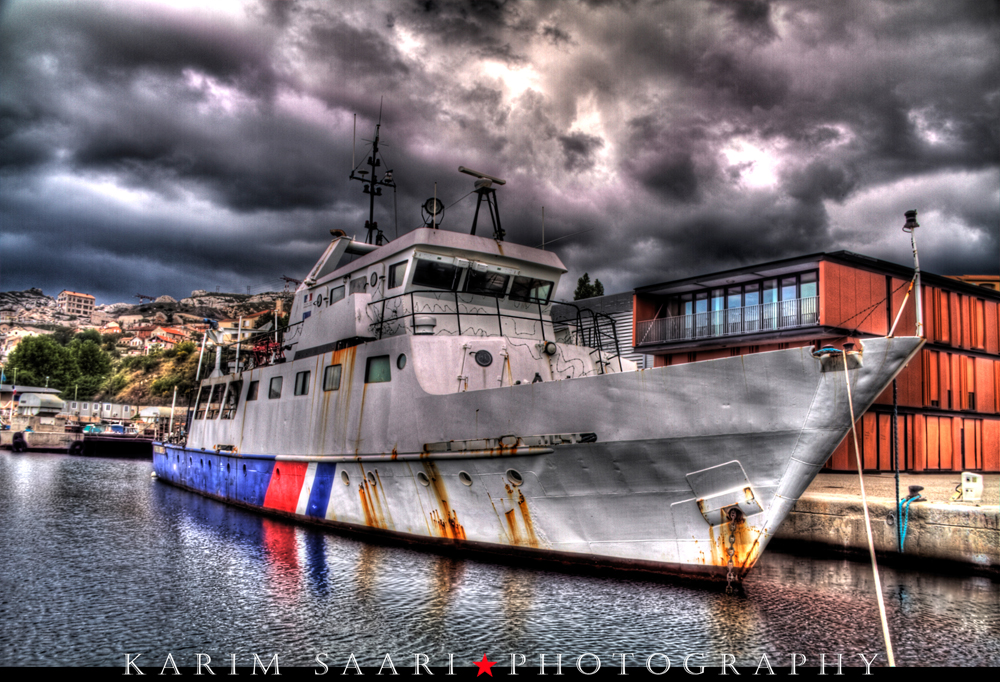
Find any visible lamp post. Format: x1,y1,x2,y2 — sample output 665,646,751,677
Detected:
902,209,923,338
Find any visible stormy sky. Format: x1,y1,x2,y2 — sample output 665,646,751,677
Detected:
1,0,997,305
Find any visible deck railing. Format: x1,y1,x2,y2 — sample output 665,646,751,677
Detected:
635,296,819,346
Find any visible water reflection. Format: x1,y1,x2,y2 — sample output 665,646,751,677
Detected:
1,450,997,668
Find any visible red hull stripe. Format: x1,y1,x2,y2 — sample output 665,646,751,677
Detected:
262,461,310,513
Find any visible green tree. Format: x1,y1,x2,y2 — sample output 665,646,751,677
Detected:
5,335,76,391
573,273,605,300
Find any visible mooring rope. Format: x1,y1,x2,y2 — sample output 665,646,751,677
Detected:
843,349,896,667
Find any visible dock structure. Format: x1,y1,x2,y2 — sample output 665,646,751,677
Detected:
773,472,999,574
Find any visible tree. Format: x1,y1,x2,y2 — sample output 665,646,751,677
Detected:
4,335,76,391
573,273,605,300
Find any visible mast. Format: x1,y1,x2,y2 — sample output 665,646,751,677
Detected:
349,119,395,245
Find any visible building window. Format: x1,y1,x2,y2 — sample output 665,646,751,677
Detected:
294,371,310,396
247,381,259,400
365,356,391,383
269,376,283,399
388,261,407,289
323,364,342,391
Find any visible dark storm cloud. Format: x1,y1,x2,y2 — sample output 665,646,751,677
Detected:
0,0,997,304
558,132,603,172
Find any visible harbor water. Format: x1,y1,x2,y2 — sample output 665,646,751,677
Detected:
1,449,997,669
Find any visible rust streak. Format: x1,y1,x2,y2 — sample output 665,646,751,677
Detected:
504,508,521,545
516,490,538,547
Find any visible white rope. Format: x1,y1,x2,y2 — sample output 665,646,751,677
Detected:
843,349,896,667
887,276,916,338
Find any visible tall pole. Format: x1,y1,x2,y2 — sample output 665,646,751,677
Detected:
195,330,208,382
235,315,243,372
903,210,923,337
169,385,177,438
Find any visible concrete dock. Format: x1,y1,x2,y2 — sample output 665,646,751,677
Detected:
773,472,999,574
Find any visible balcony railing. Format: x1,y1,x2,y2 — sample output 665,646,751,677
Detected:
636,296,819,346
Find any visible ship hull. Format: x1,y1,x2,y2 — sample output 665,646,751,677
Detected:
154,336,923,582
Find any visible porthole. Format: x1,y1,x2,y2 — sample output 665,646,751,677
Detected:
474,350,493,367
506,469,524,486
416,472,430,487
458,471,473,486
275,467,280,477
341,471,350,486
200,458,203,467
367,471,377,487
243,464,247,476
226,463,230,473
208,460,212,469
397,354,407,370
370,272,378,288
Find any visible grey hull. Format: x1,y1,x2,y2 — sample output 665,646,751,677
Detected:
157,335,923,581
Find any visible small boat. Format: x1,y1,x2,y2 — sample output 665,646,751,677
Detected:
153,125,923,586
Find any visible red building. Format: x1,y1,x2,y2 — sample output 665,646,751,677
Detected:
633,251,1000,473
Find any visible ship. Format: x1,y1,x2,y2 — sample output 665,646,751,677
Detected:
153,125,923,586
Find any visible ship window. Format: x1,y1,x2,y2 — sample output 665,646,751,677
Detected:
194,388,208,420
388,261,407,289
221,381,242,419
365,355,391,383
294,371,310,396
269,376,283,399
349,277,368,295
206,384,225,419
247,381,259,400
464,269,509,296
412,260,460,290
323,364,342,391
329,285,345,304
509,277,553,303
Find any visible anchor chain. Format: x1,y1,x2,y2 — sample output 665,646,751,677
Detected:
725,507,742,594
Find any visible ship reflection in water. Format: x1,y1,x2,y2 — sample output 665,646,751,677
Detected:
0,451,997,668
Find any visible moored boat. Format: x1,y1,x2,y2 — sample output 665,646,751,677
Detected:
153,128,923,586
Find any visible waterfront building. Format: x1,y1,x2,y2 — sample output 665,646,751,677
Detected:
632,251,1000,473
57,290,96,316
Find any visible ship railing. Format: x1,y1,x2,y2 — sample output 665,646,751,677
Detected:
367,291,623,370
368,289,555,342
636,296,819,346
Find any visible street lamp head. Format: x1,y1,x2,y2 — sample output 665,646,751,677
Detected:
902,209,919,233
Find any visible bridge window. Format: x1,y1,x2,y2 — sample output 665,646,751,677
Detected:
413,260,460,290
294,371,310,396
269,376,283,399
509,277,553,303
247,380,259,400
221,381,242,419
206,384,225,419
329,285,345,304
194,389,207,420
389,261,407,289
323,364,342,391
464,269,509,296
365,356,391,383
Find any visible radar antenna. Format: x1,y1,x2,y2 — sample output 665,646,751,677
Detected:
459,166,506,241
349,110,396,245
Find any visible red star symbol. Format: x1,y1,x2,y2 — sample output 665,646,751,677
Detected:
473,654,497,677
